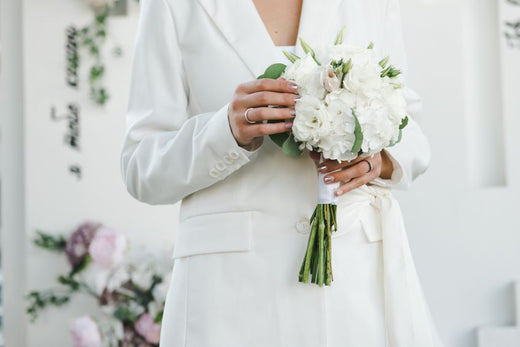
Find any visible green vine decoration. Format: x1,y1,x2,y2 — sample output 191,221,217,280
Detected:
77,6,120,105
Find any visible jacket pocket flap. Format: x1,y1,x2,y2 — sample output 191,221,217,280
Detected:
172,211,253,259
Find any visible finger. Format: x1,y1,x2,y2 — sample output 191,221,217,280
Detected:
244,91,300,108
242,121,293,138
239,78,298,95
318,156,366,173
323,160,373,185
244,107,296,123
243,91,300,108
309,151,321,163
335,176,369,196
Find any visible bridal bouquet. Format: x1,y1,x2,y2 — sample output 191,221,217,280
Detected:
259,27,408,286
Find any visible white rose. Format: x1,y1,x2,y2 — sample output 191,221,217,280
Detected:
292,95,331,150
319,90,358,161
283,54,326,99
342,62,383,96
355,102,399,154
131,262,155,290
380,85,407,125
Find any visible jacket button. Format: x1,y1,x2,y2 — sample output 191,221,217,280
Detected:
209,168,219,178
295,218,311,234
229,150,240,159
215,160,226,171
223,155,233,165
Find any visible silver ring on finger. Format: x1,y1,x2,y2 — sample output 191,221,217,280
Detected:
360,159,373,173
244,108,256,124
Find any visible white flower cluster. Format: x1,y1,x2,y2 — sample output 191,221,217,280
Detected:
285,42,407,162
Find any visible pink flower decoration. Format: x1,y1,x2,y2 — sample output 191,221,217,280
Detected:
65,221,101,267
88,227,127,269
70,315,102,347
134,313,161,344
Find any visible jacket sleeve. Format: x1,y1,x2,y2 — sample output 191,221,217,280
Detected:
371,0,431,190
119,0,259,205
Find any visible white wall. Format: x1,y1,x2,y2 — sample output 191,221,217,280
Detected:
19,1,178,346
1,0,519,346
397,1,520,347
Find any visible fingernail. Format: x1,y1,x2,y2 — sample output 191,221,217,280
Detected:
294,96,301,102
290,109,296,116
324,176,334,183
285,122,293,129
289,83,298,91
335,190,342,196
318,165,327,172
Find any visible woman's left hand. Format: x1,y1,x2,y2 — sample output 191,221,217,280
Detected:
309,150,394,196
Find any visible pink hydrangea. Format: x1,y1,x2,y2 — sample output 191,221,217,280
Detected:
88,227,127,269
134,313,161,344
70,315,102,347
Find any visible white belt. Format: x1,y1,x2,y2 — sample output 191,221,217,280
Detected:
338,184,442,347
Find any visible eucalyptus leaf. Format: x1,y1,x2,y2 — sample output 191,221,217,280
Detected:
387,129,403,148
257,63,287,79
351,111,363,154
269,131,290,148
282,133,303,157
399,116,409,130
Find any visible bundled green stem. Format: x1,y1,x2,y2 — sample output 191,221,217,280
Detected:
298,204,337,286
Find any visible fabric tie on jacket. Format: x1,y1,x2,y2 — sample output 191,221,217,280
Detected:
338,184,439,347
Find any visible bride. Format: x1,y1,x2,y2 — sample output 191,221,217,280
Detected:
120,0,444,345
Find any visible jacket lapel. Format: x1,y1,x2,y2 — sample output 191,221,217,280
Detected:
197,0,344,78
294,0,343,57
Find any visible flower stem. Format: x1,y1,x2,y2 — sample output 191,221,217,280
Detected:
317,206,326,286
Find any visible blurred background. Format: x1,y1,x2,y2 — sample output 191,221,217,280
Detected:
1,0,519,346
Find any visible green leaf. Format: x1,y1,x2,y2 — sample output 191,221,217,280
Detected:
334,26,346,45
269,131,290,148
351,111,363,153
33,231,67,251
257,63,287,79
281,133,303,157
367,41,374,49
387,129,403,148
70,255,91,277
113,306,140,323
399,116,409,130
154,310,164,323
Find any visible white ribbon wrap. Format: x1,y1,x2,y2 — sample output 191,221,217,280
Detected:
317,171,339,204
338,185,444,347
317,155,339,205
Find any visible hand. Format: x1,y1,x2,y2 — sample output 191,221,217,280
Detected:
309,150,394,196
228,78,299,151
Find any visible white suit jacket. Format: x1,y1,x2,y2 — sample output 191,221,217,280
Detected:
119,1,442,346
120,0,429,203
120,0,430,246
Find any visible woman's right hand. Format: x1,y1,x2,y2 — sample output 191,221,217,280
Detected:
228,78,299,151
